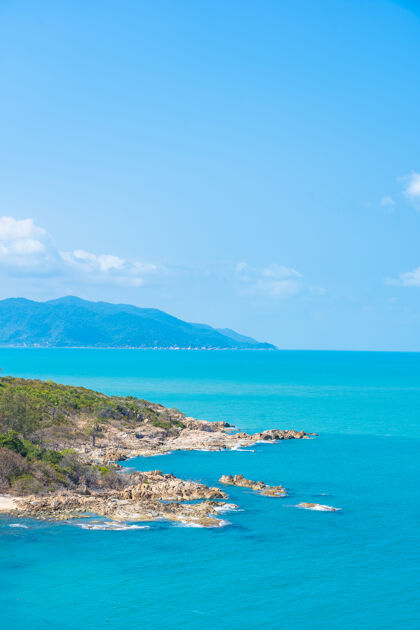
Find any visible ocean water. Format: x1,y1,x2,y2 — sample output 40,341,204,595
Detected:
1,349,419,629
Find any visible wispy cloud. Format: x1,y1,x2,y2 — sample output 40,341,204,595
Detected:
0,216,323,300
235,262,323,298
61,250,126,273
0,216,158,287
380,196,395,208
60,250,157,287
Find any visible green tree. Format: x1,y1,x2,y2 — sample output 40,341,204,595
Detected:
0,430,27,455
0,389,43,437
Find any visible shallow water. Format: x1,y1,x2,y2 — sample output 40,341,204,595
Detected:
1,349,419,629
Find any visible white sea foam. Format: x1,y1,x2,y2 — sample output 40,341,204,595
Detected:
176,518,230,528
176,521,205,528
8,523,28,528
77,521,150,531
214,503,240,513
296,503,340,512
230,447,255,452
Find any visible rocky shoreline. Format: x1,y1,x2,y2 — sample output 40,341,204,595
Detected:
5,470,237,527
0,376,316,527
71,423,311,526
80,422,313,463
0,425,311,527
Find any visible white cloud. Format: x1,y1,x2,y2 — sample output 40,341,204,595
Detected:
0,216,56,269
62,250,126,273
235,262,308,297
0,215,158,287
387,266,420,287
61,249,158,287
399,172,420,205
0,216,47,241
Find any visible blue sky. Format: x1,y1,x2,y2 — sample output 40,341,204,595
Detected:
0,0,419,350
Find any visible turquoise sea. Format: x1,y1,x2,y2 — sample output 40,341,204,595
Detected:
1,349,420,629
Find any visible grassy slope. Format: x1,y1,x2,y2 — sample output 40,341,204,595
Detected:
0,376,184,495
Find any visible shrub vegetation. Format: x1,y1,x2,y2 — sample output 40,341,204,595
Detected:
0,376,184,495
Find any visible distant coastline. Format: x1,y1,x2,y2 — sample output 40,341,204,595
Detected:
0,345,277,351
0,296,276,350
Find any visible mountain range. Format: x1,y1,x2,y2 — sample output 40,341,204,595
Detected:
0,296,276,349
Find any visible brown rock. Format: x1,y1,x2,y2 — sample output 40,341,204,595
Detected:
219,474,287,497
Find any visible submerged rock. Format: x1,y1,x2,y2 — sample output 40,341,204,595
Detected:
297,502,339,512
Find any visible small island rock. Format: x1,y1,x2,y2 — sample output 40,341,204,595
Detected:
219,474,287,497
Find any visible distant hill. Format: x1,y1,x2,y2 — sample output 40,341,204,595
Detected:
0,296,276,349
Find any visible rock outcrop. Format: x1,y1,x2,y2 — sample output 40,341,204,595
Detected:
122,470,227,502
118,426,311,462
76,425,311,463
219,474,287,497
251,429,309,441
14,473,235,527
